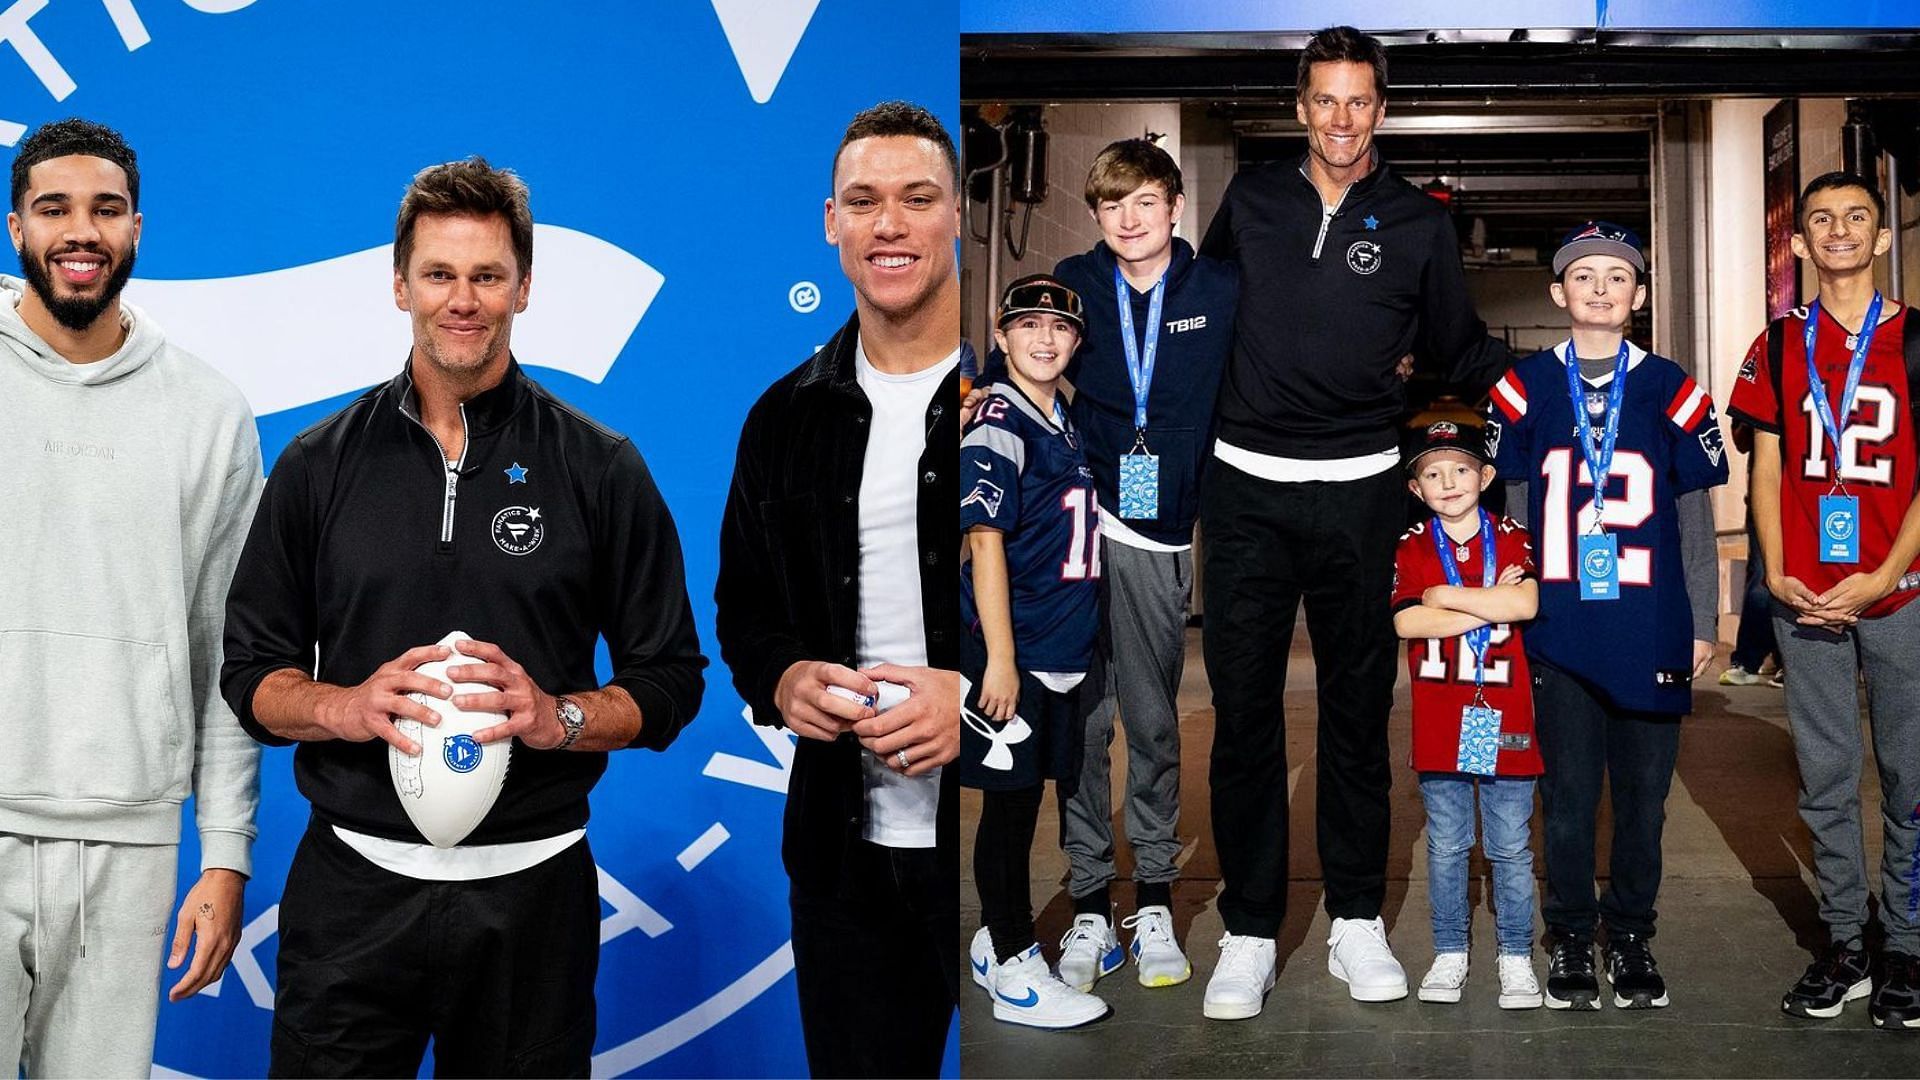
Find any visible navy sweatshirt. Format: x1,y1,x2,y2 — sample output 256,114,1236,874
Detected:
1200,154,1513,460
984,237,1237,545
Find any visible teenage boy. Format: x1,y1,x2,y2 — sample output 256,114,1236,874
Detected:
1486,221,1725,1010
962,274,1108,1030
1035,139,1237,992
1729,171,1920,1030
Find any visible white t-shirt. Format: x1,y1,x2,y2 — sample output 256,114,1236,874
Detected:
852,338,959,849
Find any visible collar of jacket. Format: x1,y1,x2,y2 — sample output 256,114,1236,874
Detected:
387,354,529,435
1292,149,1393,203
1091,234,1197,295
795,311,865,397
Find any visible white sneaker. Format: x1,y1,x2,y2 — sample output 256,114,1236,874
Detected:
1718,664,1763,686
1057,913,1125,992
1202,932,1277,1020
1328,917,1410,1002
1123,905,1193,987
968,925,996,991
1498,953,1544,1009
986,943,1111,1029
1417,952,1470,1003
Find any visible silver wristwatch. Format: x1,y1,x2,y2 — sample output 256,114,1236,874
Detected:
554,696,586,750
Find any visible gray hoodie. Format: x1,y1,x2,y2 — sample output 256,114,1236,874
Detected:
0,276,262,875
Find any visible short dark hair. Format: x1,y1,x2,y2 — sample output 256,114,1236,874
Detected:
11,118,139,212
833,100,959,193
1296,25,1389,102
1084,139,1184,209
393,157,533,278
1795,171,1885,232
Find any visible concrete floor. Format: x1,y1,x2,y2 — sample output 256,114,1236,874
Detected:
959,621,1915,1077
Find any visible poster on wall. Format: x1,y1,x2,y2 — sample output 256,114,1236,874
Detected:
0,2,954,1077
1764,98,1801,320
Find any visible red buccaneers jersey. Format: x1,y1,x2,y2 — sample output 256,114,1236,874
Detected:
1392,516,1543,776
1728,303,1920,618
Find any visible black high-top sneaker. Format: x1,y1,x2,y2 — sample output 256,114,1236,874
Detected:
1603,932,1669,1009
1544,934,1600,1010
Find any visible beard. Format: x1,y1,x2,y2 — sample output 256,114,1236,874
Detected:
18,245,136,332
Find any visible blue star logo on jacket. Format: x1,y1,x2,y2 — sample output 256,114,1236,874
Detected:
504,462,528,484
1363,215,1380,230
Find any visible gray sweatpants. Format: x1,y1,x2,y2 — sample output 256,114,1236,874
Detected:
0,834,177,1078
1772,597,1920,953
1061,537,1191,898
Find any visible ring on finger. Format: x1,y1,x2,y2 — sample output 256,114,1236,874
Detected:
895,749,911,769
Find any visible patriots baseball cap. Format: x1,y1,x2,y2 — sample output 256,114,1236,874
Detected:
997,273,1084,331
1405,420,1492,475
1552,220,1646,277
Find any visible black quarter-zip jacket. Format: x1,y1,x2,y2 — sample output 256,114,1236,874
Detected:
1201,154,1514,460
221,358,707,845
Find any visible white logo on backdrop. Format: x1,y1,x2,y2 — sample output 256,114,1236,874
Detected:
128,225,663,417
710,0,822,103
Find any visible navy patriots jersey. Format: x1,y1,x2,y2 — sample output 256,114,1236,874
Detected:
1486,342,1728,713
960,384,1100,673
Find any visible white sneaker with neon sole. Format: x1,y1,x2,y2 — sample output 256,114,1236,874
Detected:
1124,905,1193,987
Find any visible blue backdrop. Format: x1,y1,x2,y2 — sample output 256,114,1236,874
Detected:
0,2,954,1076
960,0,1920,32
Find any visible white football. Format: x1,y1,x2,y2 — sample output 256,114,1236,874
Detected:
388,630,511,848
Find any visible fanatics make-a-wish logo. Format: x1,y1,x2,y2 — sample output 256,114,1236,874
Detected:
491,505,545,556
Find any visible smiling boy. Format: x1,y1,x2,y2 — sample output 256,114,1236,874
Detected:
1729,172,1920,1029
1486,221,1726,1011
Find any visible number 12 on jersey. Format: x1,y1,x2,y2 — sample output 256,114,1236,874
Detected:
1538,448,1653,587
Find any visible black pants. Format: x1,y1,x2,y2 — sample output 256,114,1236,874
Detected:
974,784,1046,960
270,819,600,1078
1201,461,1403,937
791,839,957,1078
1533,660,1682,941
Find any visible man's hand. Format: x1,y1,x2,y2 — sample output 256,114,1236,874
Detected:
166,868,245,1002
1806,569,1897,624
852,664,960,777
774,660,877,742
448,638,564,748
1691,639,1716,680
314,644,453,756
1767,573,1830,618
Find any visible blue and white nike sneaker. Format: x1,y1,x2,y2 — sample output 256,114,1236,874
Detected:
1057,913,1125,992
971,929,1110,1029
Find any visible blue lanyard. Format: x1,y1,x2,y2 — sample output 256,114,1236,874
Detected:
1115,263,1166,435
1564,340,1631,522
1802,291,1883,488
1431,509,1497,693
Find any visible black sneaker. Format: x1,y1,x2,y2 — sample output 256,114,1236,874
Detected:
1782,940,1871,1019
1603,933,1669,1009
1871,951,1920,1030
1545,935,1600,1010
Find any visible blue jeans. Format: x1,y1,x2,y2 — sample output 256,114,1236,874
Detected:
1420,773,1538,956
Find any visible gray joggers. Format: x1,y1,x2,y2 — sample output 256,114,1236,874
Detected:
1061,538,1191,899
0,834,177,1078
1772,598,1920,953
